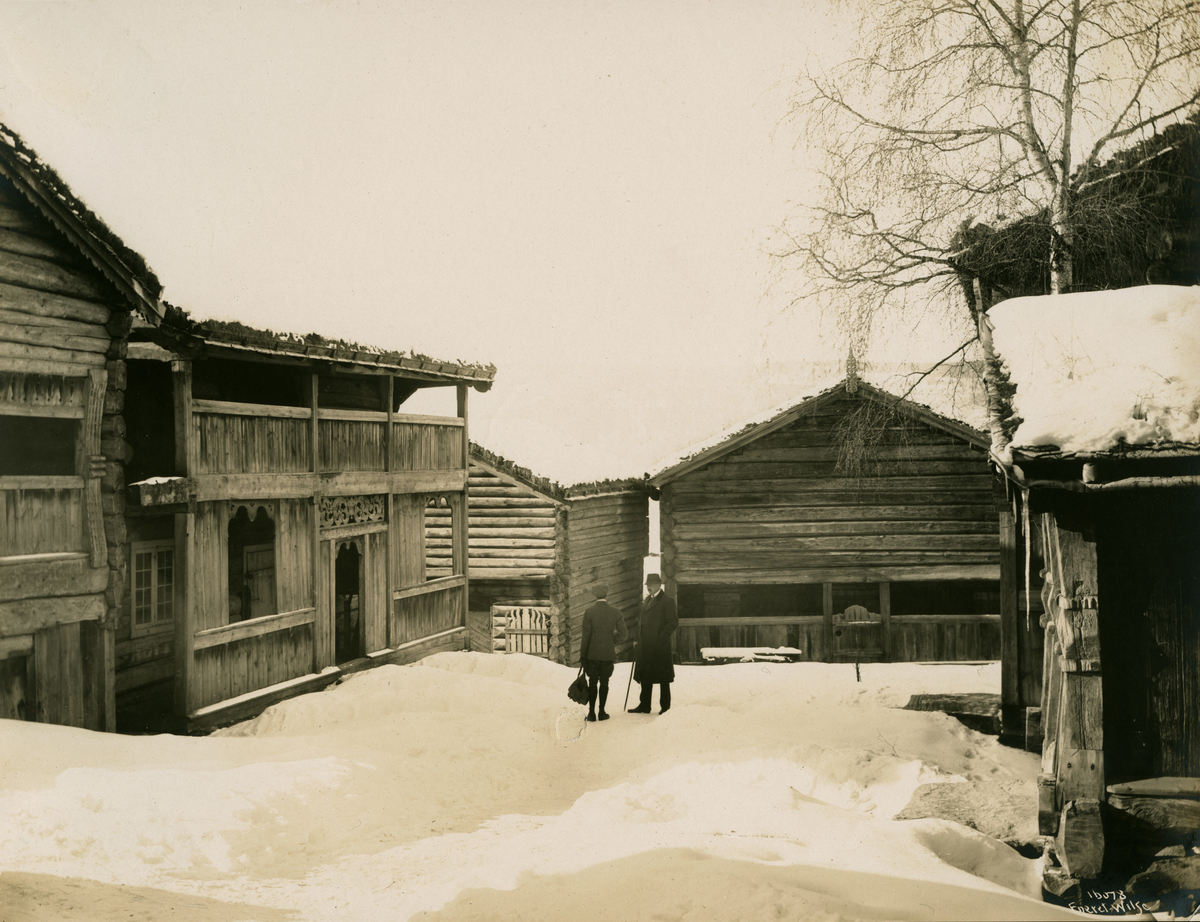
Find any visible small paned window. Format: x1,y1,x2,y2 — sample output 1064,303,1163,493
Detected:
132,540,175,636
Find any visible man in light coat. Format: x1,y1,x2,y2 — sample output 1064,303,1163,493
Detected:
579,583,628,721
628,573,678,715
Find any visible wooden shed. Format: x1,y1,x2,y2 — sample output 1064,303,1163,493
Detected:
649,375,1015,665
442,444,649,665
982,286,1200,880
0,121,498,733
0,124,167,731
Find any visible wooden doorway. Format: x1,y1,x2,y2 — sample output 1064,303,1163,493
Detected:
335,540,364,665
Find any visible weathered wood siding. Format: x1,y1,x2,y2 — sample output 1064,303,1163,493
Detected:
194,407,311,474
662,396,998,584
0,174,122,731
392,421,463,470
320,417,387,472
186,498,315,709
1097,491,1200,784
663,393,1001,664
392,583,464,646
566,492,648,665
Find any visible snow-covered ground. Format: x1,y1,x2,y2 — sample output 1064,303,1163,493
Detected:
0,654,1081,921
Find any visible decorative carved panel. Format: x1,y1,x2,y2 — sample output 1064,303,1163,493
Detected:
320,494,385,530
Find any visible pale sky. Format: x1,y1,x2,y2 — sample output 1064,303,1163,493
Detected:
0,1,968,482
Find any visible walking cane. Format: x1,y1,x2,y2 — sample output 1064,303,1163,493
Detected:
622,643,636,710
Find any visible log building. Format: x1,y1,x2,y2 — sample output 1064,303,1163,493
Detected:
0,125,167,731
649,375,1017,665
0,123,497,733
983,287,1200,880
445,445,649,665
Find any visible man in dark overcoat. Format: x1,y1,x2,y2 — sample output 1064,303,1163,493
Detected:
579,582,628,721
628,573,678,714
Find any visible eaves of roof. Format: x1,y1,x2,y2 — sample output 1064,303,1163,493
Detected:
650,377,988,487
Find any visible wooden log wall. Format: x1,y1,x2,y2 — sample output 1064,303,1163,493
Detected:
661,395,999,586
565,492,649,666
426,462,558,581
0,173,126,732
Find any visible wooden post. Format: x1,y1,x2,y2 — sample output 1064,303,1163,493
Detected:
310,373,323,665
999,497,1020,736
456,383,469,626
822,582,833,662
83,367,108,568
879,580,891,662
385,376,394,648
173,512,194,718
309,373,319,474
1056,798,1104,879
172,361,193,476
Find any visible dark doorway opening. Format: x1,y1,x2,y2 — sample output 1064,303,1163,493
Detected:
335,542,364,664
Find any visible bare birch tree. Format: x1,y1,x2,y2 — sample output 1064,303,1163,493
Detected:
779,0,1200,347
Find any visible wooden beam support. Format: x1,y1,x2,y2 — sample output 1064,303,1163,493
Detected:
173,512,194,719
172,361,193,477
1055,799,1104,879
0,593,104,634
0,553,107,603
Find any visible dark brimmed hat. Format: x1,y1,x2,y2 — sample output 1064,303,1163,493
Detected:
645,573,662,584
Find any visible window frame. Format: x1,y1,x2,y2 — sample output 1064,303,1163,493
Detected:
130,538,176,638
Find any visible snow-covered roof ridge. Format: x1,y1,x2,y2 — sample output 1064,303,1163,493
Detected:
989,285,1200,455
649,373,989,486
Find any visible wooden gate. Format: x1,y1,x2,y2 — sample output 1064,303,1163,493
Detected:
829,604,884,663
493,603,551,656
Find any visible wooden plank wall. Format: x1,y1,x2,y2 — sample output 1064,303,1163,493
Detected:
1097,491,1200,784
193,624,315,711
392,493,426,586
276,498,314,613
188,498,316,709
393,423,462,470
365,530,388,652
320,419,386,472
1,489,83,556
426,462,557,581
565,492,649,665
191,502,229,633
194,412,310,474
392,585,464,647
662,394,998,585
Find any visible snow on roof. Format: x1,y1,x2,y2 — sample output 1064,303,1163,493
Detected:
989,285,1200,454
